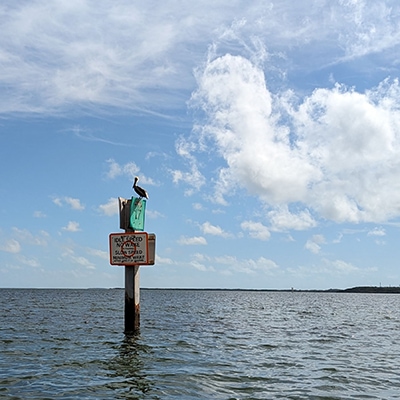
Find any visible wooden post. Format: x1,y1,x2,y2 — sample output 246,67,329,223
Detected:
119,197,141,334
125,265,140,333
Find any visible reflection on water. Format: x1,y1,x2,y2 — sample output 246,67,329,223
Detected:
107,333,153,397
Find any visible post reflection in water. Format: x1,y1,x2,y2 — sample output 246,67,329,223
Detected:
107,333,153,398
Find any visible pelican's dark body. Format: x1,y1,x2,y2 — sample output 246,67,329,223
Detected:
133,176,149,199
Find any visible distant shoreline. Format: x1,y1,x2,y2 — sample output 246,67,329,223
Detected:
1,286,400,293
142,286,400,294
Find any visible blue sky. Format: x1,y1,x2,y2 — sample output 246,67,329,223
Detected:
1,0,400,289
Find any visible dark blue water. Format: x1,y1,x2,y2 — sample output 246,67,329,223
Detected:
1,289,399,399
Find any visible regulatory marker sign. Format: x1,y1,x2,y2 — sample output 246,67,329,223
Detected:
109,232,149,265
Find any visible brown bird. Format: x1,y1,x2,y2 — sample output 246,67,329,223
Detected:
132,176,149,199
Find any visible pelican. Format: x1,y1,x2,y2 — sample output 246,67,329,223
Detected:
132,176,149,199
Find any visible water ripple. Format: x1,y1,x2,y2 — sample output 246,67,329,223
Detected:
1,289,400,399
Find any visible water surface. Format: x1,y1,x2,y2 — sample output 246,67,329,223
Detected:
1,289,399,399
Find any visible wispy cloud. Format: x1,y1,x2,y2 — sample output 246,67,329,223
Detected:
190,253,279,275
178,236,207,245
305,234,326,255
1,1,399,116
86,248,108,260
170,137,206,196
11,228,49,247
0,239,21,254
52,196,85,210
105,159,155,185
98,197,118,217
200,221,231,237
367,227,386,237
62,249,95,270
33,211,46,218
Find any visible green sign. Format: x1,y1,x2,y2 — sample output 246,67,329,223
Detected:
130,197,146,231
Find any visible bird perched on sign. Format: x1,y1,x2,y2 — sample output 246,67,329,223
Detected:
132,176,149,199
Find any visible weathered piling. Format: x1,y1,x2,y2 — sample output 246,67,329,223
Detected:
118,197,140,333
124,265,140,332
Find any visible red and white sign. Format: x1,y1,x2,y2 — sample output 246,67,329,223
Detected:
109,232,148,265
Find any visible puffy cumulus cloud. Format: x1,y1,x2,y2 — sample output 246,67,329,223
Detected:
187,53,400,227
241,221,270,241
191,54,320,206
293,79,400,223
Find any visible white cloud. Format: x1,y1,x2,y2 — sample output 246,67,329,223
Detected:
367,227,386,236
11,228,49,247
1,1,400,116
86,248,108,260
305,234,326,254
146,210,164,219
71,256,96,270
328,259,359,274
190,253,278,275
170,137,206,196
187,51,400,226
201,221,230,237
0,239,21,253
189,259,215,272
192,203,204,211
62,221,81,232
52,196,84,210
268,207,317,231
62,247,96,270
241,220,270,241
18,255,40,267
178,236,207,245
191,54,320,206
98,197,118,216
52,197,63,207
105,159,155,185
156,255,175,265
64,197,85,211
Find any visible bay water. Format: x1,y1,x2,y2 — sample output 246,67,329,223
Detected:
1,289,399,399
